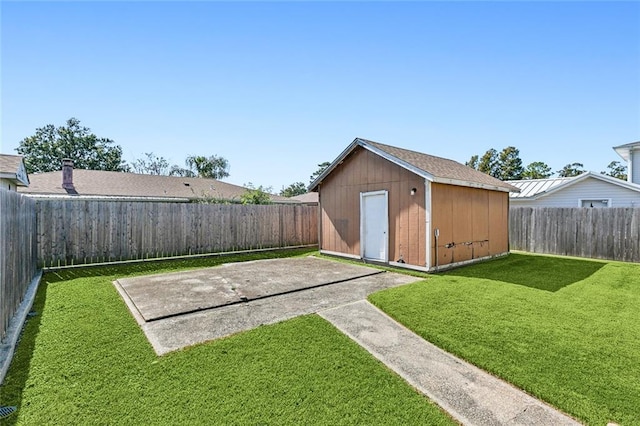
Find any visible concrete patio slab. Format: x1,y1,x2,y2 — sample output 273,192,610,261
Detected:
114,256,420,354
319,300,581,426
116,256,383,321
114,256,582,425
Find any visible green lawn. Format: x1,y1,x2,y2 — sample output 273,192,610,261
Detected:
369,253,640,425
0,249,453,425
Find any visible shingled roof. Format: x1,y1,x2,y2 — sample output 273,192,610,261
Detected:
19,168,296,203
309,138,519,193
0,154,30,186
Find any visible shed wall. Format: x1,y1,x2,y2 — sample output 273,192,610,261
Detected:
318,147,426,267
431,183,509,267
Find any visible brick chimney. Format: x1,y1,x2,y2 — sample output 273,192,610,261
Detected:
62,159,74,190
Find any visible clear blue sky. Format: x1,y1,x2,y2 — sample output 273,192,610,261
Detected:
2,1,639,191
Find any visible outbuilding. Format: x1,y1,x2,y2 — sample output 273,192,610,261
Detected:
309,138,519,271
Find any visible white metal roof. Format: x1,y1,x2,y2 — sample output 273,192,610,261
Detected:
508,177,573,198
508,171,640,199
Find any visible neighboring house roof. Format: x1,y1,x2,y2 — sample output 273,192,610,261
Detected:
290,192,319,204
19,169,296,203
309,138,519,193
613,140,640,163
508,171,640,200
0,154,30,186
508,176,574,199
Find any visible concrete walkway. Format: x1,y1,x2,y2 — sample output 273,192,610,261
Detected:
319,300,581,426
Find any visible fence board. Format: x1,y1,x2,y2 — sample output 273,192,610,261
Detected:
510,207,640,263
2,198,317,337
0,190,38,339
34,201,318,266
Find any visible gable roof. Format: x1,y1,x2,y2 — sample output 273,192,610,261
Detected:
0,154,30,186
19,169,296,203
508,171,640,200
309,138,519,193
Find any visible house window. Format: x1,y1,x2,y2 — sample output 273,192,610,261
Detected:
580,199,610,208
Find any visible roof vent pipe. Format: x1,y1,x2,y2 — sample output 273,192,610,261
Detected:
62,159,74,189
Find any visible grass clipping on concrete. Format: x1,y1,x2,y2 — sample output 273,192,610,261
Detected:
370,253,640,425
0,249,453,425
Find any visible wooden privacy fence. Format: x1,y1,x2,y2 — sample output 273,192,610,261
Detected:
35,200,318,267
0,190,38,340
510,207,640,263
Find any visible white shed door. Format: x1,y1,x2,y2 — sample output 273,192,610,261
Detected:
361,191,388,262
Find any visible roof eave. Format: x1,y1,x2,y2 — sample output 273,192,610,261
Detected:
357,138,435,181
0,172,29,186
22,194,193,202
309,137,517,193
589,171,640,192
613,141,640,162
308,138,436,192
433,177,515,193
308,139,360,192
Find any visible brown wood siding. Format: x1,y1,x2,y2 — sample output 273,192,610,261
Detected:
431,183,509,267
488,190,509,254
472,188,490,259
318,147,426,266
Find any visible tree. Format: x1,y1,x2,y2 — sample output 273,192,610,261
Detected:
168,165,195,177
309,161,331,185
467,147,524,180
557,163,585,178
496,146,524,180
131,152,170,175
280,182,307,197
16,117,128,173
187,155,230,179
465,155,479,170
169,155,229,179
169,165,195,177
241,183,273,205
601,161,627,180
522,161,553,179
477,148,499,178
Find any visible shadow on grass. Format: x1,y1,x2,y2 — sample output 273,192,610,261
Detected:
441,253,605,292
0,282,48,425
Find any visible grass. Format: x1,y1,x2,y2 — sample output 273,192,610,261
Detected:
0,248,454,425
369,253,640,425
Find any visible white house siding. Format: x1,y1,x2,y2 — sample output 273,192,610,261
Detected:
0,180,13,191
510,177,640,208
631,149,640,185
